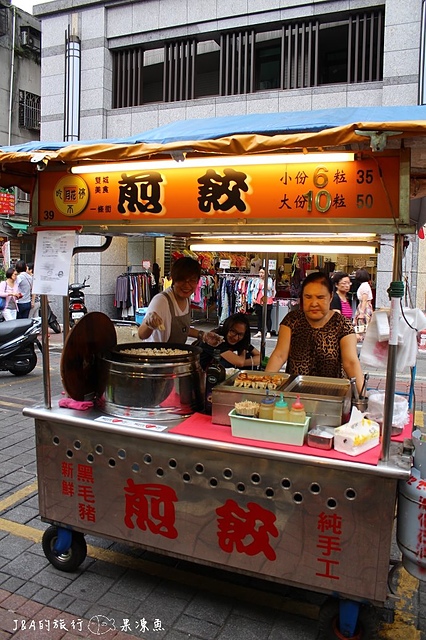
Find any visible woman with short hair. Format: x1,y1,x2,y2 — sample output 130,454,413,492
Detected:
266,271,363,393
330,272,353,319
138,257,221,346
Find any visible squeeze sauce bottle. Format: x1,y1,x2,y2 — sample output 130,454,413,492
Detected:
272,394,290,422
259,393,276,420
289,395,306,423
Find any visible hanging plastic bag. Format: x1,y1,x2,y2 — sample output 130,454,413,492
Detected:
360,308,426,373
367,392,408,429
359,312,389,369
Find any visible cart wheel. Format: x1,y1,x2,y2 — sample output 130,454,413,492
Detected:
318,598,379,639
42,526,87,572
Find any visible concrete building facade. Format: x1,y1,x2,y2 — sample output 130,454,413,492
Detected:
33,0,425,316
0,0,41,262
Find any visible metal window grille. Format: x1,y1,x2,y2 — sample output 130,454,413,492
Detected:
164,237,186,277
281,20,318,89
111,6,384,107
112,47,143,108
164,40,196,102
220,30,255,96
18,90,40,131
348,10,384,83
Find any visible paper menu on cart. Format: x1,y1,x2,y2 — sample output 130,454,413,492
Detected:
32,230,75,296
95,416,168,431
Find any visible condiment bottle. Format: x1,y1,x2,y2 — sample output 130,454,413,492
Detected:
289,395,306,423
273,394,290,422
259,394,275,420
204,349,226,415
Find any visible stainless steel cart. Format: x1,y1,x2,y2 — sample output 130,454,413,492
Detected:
24,401,411,639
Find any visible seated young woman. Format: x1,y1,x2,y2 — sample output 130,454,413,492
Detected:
197,313,260,371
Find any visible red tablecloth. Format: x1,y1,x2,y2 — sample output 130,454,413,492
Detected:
169,413,412,466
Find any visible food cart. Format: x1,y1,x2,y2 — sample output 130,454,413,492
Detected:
2,108,426,639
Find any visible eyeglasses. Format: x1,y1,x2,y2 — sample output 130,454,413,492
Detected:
228,328,245,339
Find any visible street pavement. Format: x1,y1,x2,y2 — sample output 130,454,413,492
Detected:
0,324,425,639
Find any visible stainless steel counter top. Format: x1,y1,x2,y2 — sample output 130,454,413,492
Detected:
23,399,412,479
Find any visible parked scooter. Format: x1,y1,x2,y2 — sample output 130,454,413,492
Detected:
69,276,90,327
0,317,42,376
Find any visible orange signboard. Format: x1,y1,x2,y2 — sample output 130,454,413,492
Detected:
38,155,401,224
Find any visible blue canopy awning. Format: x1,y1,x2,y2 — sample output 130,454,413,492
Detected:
2,105,426,153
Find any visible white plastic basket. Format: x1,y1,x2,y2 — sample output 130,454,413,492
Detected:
229,409,310,446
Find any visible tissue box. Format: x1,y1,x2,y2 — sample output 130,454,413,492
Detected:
333,418,380,456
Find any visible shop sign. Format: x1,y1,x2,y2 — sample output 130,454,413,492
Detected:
0,188,15,216
38,155,401,224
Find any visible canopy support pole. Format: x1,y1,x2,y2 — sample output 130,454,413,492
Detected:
381,235,404,462
41,294,52,409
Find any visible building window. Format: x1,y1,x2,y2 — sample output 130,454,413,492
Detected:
0,7,7,38
255,32,282,91
19,90,41,130
111,6,384,108
112,46,165,107
195,40,220,98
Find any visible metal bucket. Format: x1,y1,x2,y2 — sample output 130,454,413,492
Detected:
98,342,205,420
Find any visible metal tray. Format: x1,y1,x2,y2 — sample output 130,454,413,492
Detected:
212,371,291,426
282,375,351,428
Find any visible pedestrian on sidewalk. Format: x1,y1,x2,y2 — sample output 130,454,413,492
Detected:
15,260,32,319
253,267,275,338
331,272,353,319
0,267,21,320
27,262,40,319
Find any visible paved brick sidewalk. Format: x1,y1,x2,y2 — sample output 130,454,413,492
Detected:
1,327,425,640
0,588,142,639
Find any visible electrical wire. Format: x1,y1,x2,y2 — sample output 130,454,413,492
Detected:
399,299,418,331
368,153,402,236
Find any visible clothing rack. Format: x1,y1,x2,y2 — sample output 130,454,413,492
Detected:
190,274,217,323
217,273,271,324
114,269,154,319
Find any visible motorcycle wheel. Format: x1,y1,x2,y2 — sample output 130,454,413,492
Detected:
7,346,37,376
49,320,61,334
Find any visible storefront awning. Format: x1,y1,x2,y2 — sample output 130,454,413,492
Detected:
0,220,29,237
5,221,29,231
0,105,426,233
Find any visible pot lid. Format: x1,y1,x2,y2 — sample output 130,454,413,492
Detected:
60,311,117,400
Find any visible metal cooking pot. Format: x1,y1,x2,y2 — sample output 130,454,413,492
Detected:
97,342,205,420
